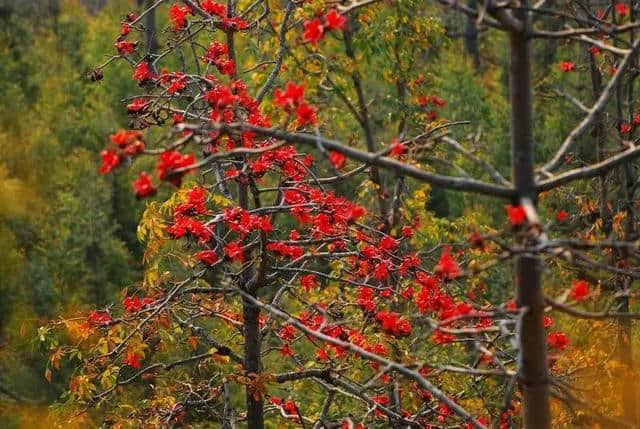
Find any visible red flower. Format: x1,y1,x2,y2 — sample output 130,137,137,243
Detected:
194,250,218,266
390,139,406,157
296,101,317,126
202,0,227,17
559,61,575,72
99,150,120,174
543,315,553,329
300,274,318,292
126,97,150,113
430,95,447,107
225,241,244,262
156,150,195,186
124,351,142,369
329,150,346,169
88,310,111,326
123,295,150,313
274,82,305,109
324,10,347,31
547,331,569,350
169,4,191,31
121,23,131,36
435,247,460,280
379,236,398,251
115,40,137,55
303,18,324,44
132,171,157,199
616,2,630,17
505,204,526,227
133,62,155,84
590,46,601,56
621,122,632,134
569,279,590,301
432,330,454,344
555,209,569,222
375,311,412,337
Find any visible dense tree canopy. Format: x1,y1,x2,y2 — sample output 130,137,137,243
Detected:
5,0,640,428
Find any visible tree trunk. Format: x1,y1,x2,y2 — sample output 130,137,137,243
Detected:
508,12,552,429
243,297,264,429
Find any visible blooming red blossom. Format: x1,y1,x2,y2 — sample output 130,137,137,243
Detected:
124,351,142,369
389,139,406,157
621,122,632,134
296,101,317,126
432,330,454,344
88,310,111,326
375,311,412,337
126,97,149,113
166,216,212,244
202,0,227,16
225,241,245,262
194,250,219,266
555,209,569,222
434,247,460,280
616,2,630,17
559,61,575,72
324,10,347,31
133,61,155,84
115,40,137,55
132,171,157,199
547,331,569,350
303,18,324,44
569,279,590,301
123,295,153,313
156,150,195,186
274,82,305,109
99,150,120,174
329,150,346,169
169,4,191,31
300,274,318,292
505,204,526,227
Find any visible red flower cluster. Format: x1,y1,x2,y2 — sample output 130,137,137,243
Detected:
223,207,273,235
167,216,212,244
267,241,304,259
201,0,248,31
547,331,569,350
374,310,412,337
202,42,235,76
274,82,317,126
99,130,146,175
303,10,347,44
434,247,461,280
194,249,219,266
569,279,590,301
505,204,526,227
123,295,154,313
156,150,195,186
169,4,193,31
115,40,137,55
133,61,156,84
88,310,112,326
559,61,575,72
124,351,142,369
132,171,157,199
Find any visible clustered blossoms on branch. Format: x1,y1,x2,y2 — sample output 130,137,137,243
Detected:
44,0,640,428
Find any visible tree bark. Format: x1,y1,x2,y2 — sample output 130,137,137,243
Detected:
508,10,552,429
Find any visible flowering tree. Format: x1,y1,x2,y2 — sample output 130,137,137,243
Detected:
43,0,640,428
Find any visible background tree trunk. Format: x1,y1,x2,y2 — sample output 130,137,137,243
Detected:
509,8,552,428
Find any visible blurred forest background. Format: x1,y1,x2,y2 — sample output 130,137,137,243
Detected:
0,0,589,427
